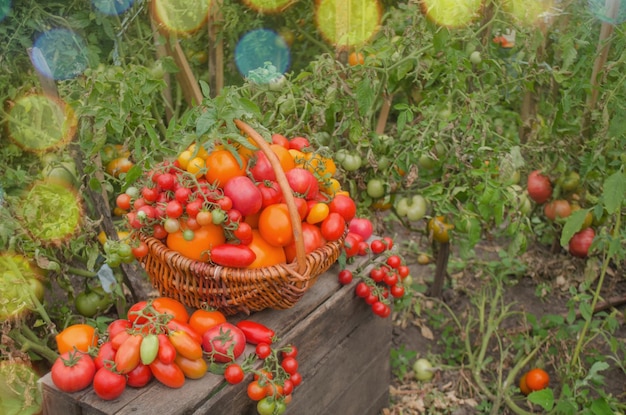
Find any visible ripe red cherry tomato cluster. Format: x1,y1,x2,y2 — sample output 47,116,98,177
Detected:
338,232,411,318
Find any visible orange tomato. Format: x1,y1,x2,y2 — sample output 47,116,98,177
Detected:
524,368,550,392
519,373,531,395
56,324,98,354
106,157,133,177
153,297,190,323
174,355,207,379
166,223,226,262
348,52,365,66
306,202,330,224
205,150,247,186
247,230,287,268
270,144,296,173
168,331,203,361
188,309,226,336
244,211,261,229
258,204,293,247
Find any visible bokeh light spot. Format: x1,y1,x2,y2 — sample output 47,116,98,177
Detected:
0,0,11,22
19,181,81,244
588,0,626,24
420,0,482,28
235,29,291,83
92,0,135,15
32,29,89,80
151,0,210,34
0,255,44,320
8,95,77,152
315,0,382,50
242,0,294,14
502,0,554,26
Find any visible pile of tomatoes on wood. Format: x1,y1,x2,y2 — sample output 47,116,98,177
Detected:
115,133,354,269
51,297,301,413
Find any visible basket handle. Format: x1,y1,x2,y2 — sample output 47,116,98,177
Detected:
234,119,307,275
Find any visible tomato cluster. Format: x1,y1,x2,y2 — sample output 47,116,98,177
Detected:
115,134,353,268
337,221,412,318
526,169,596,258
51,297,302,413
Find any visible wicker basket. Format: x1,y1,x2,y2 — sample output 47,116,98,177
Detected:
137,120,344,315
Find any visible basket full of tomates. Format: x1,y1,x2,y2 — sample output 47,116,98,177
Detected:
117,119,355,315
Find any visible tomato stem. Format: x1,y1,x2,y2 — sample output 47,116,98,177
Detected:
9,328,59,364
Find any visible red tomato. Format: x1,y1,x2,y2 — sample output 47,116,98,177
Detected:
50,351,96,393
233,221,253,245
527,170,552,204
201,322,246,363
127,301,150,325
115,333,142,374
284,222,326,263
93,366,127,400
209,243,257,268
149,359,185,388
236,320,275,345
223,176,263,216
126,362,153,388
343,232,363,258
94,341,116,371
224,363,245,384
320,212,346,241
247,380,268,401
256,343,272,359
286,168,319,200
524,368,550,392
281,356,298,375
328,194,357,221
289,136,310,151
348,217,373,240
258,180,283,208
249,150,277,182
569,227,595,258
544,199,571,220
157,333,177,364
188,309,227,337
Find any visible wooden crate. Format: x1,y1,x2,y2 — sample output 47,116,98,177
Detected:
39,265,392,415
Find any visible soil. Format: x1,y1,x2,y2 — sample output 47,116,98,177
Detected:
383,224,626,414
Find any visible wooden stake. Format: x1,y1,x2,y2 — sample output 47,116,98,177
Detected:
208,0,224,98
430,241,449,298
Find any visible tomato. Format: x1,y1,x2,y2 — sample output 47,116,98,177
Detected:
272,133,290,148
338,269,353,285
169,330,203,360
320,212,346,242
116,193,131,211
126,362,153,388
224,363,245,385
390,284,405,298
233,221,253,245
108,319,132,339
153,297,190,323
93,366,127,400
544,199,571,221
51,351,96,393
174,354,207,379
156,173,177,191
282,379,294,396
328,194,357,221
56,324,98,354
188,309,227,336
157,334,177,364
288,136,310,151
413,358,434,381
289,371,302,387
343,232,363,258
523,368,550,392
258,204,293,247
568,227,595,258
258,180,283,208
406,195,428,221
248,229,287,268
284,223,325,263
201,322,246,363
205,150,247,186
247,380,267,401
127,300,150,325
256,343,272,359
256,397,276,415
150,359,186,388
366,178,386,199
94,341,116,370
519,373,532,395
557,170,580,192
469,50,482,64
106,157,133,177
286,168,319,200
428,216,454,243
341,154,362,171
115,333,142,374
236,320,275,345
223,176,263,216
527,170,552,204
166,223,226,262
348,51,365,66
281,356,298,375
140,333,159,365
185,199,203,218
306,202,330,224
166,320,203,344
348,217,373,241
75,289,112,318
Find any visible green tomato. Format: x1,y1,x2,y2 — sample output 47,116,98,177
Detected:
418,154,437,171
413,358,434,381
256,397,276,415
342,154,362,172
366,179,386,199
75,290,112,318
107,253,122,268
125,186,140,199
211,209,226,225
395,197,410,217
406,195,428,221
557,171,580,192
469,51,482,64
377,156,391,170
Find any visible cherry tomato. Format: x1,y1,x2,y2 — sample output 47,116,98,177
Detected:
224,363,245,384
281,356,298,375
527,170,552,204
256,343,272,359
247,380,267,401
523,368,550,392
338,269,353,285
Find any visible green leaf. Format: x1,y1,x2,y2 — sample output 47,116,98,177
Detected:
590,398,613,415
528,388,554,411
602,171,625,214
356,80,375,116
560,209,590,247
88,177,102,192
199,80,211,99
196,109,217,136
579,301,592,322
